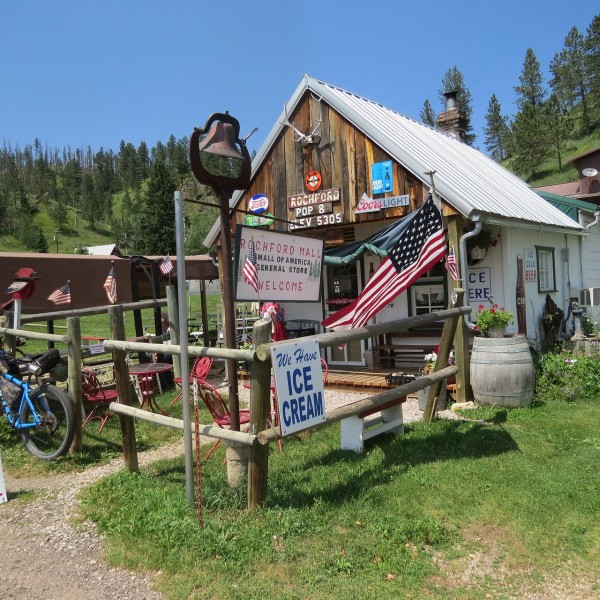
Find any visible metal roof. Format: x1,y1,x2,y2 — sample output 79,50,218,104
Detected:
205,75,583,246
537,181,581,197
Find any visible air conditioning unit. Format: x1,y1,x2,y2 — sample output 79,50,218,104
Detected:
572,288,600,306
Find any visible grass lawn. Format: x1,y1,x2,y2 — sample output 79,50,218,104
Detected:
62,395,600,599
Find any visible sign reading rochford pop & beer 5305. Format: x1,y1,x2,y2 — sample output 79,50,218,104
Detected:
287,188,343,230
234,225,324,302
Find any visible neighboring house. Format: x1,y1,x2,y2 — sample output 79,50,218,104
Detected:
205,75,596,369
537,145,600,205
84,243,123,257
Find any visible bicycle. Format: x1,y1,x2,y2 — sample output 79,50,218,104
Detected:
0,346,74,460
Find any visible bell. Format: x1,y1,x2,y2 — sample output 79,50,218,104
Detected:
197,122,245,160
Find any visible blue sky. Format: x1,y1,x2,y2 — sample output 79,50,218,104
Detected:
2,1,598,157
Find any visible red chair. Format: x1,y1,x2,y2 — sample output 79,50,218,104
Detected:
196,382,251,459
81,368,118,432
170,356,213,408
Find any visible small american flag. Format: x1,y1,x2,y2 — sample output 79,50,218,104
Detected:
322,195,445,331
446,244,460,282
103,265,117,304
48,282,71,305
159,254,173,275
242,239,259,293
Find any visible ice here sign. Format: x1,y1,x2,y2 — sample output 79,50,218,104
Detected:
272,338,326,436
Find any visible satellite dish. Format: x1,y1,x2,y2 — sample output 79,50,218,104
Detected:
582,167,598,177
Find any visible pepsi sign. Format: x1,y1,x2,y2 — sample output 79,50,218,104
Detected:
248,193,269,214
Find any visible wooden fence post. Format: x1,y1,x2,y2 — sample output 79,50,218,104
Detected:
247,319,273,509
423,288,465,423
109,305,138,472
67,317,83,453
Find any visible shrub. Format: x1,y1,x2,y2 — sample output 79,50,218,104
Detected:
535,349,600,402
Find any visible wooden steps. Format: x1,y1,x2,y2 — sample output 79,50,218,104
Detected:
325,370,392,391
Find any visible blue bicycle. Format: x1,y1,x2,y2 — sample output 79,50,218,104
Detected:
0,347,74,460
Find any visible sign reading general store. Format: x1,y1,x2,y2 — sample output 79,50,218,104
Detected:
235,225,324,302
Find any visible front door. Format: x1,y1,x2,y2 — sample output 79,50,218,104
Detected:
324,263,365,366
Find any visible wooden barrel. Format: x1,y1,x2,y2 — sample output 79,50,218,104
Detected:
470,335,535,407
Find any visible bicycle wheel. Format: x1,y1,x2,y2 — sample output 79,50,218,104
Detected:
20,384,75,460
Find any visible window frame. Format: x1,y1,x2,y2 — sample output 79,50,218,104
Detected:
535,246,556,293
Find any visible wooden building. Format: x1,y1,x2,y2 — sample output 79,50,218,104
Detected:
205,75,598,369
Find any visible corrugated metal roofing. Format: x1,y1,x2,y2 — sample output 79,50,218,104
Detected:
536,190,597,220
205,75,582,247
537,181,581,197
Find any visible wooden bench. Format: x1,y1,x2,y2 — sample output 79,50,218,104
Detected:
372,344,436,370
340,397,406,453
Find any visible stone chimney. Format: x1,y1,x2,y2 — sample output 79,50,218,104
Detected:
437,91,467,142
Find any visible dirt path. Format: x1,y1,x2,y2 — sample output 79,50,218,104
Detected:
0,442,184,600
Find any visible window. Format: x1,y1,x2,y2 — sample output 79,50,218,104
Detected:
410,284,445,315
536,246,556,293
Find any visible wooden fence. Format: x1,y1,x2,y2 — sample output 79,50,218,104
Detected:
106,290,469,509
2,290,469,509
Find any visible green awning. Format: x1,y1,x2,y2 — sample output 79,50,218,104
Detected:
324,217,407,265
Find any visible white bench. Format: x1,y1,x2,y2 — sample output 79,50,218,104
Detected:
340,397,405,453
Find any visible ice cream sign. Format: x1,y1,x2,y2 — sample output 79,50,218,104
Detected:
355,192,409,214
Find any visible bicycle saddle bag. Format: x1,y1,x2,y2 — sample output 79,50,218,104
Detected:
33,348,62,375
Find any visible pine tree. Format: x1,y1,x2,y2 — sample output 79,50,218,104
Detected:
420,99,437,127
514,48,546,109
585,15,600,119
509,103,550,178
35,229,49,253
134,162,176,255
544,93,573,171
484,94,510,162
438,67,476,145
549,26,592,134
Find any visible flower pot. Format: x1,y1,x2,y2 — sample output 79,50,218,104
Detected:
470,335,534,407
469,246,487,261
486,327,506,338
417,380,447,411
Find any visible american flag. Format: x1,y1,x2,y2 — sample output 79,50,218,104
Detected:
48,282,71,305
159,254,173,275
242,239,259,293
103,265,117,304
446,244,460,282
322,195,445,331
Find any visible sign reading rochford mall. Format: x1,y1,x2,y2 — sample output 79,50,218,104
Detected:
234,225,324,302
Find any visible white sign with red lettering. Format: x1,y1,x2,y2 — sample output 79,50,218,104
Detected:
235,225,324,302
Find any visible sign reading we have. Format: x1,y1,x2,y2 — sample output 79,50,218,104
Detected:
235,225,324,302
272,338,326,436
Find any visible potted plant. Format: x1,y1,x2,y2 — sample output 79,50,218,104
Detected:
475,304,514,337
467,228,498,262
418,348,454,411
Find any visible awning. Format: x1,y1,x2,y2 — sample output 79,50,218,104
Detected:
324,217,407,265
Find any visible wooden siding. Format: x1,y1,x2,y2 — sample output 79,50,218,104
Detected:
230,91,430,239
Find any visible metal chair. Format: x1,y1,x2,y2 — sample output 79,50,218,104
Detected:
170,356,213,408
81,368,118,432
196,382,251,459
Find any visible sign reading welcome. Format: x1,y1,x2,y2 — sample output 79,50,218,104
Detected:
235,225,324,302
